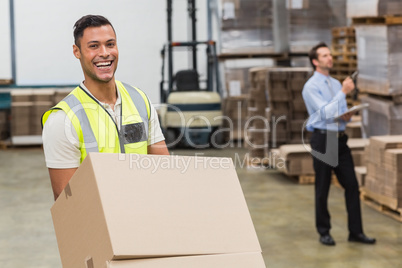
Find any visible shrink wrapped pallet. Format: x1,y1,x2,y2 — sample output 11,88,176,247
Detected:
356,25,402,96
347,0,402,18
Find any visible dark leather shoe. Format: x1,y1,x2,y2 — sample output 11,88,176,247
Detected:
320,234,336,246
348,233,376,244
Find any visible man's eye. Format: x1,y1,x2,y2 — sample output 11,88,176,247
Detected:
107,43,115,47
90,44,98,48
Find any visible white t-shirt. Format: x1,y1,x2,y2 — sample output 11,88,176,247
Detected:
42,82,165,168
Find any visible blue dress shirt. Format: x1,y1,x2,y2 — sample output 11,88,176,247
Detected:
302,71,348,132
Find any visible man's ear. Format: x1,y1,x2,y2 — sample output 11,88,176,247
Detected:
73,44,81,59
312,58,318,68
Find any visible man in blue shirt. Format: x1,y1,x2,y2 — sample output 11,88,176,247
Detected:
302,42,375,246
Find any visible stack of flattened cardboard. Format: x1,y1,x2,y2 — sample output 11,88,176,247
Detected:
276,139,368,177
11,89,54,137
351,1,402,137
224,67,252,97
360,95,402,136
246,67,270,158
289,0,347,52
9,88,72,144
222,95,248,141
220,0,273,54
265,67,313,146
51,153,265,268
364,135,402,210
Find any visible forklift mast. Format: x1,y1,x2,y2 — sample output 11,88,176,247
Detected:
161,0,221,103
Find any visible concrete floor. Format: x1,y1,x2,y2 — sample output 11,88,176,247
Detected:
1,147,402,267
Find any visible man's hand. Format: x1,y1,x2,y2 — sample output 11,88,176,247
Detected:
340,111,354,122
341,77,355,95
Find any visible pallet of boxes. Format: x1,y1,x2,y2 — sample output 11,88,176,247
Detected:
245,67,270,165
222,67,250,143
10,88,71,146
51,153,266,267
347,0,402,137
273,139,368,185
362,135,402,222
0,92,11,148
264,67,313,176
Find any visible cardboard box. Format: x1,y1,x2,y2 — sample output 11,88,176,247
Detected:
108,252,265,268
52,153,262,268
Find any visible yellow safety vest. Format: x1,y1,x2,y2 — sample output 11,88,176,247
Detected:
42,81,150,163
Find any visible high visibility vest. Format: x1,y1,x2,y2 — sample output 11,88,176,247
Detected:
42,81,150,163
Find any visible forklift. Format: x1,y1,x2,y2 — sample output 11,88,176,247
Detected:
158,0,223,149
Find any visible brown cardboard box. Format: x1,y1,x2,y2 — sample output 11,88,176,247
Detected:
11,102,33,136
32,89,55,102
108,252,265,267
52,153,263,268
53,88,72,104
31,101,53,135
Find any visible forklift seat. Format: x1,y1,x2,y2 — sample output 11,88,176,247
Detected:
174,70,200,91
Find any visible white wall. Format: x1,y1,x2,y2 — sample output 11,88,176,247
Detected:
0,0,12,80
12,0,209,103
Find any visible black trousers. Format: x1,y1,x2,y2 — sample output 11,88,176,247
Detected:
310,131,363,236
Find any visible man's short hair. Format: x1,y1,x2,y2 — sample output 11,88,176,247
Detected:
73,15,115,48
309,42,328,70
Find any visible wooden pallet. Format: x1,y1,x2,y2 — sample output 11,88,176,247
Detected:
332,44,357,55
332,27,355,37
353,15,402,25
0,138,12,150
332,36,356,46
332,54,357,63
360,189,402,223
332,61,357,68
246,157,271,168
287,174,339,185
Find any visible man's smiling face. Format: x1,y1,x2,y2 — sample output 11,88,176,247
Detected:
73,25,118,84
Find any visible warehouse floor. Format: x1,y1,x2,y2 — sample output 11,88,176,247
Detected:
1,147,402,268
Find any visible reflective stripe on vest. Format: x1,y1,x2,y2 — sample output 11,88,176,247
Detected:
63,94,99,153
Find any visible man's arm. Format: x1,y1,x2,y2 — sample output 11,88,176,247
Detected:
148,140,169,155
48,168,78,200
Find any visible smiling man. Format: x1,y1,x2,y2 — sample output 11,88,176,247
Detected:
42,15,169,200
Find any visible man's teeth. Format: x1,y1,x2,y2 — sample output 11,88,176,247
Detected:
95,62,112,67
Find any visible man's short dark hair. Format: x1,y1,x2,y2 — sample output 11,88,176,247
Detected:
309,42,328,70
73,15,115,48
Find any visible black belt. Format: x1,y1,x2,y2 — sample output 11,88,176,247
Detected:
314,128,346,138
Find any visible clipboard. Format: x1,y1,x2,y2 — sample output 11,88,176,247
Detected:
334,103,369,121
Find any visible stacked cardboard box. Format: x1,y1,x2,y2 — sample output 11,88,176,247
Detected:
355,24,402,97
220,0,273,54
11,90,54,137
51,153,266,268
276,139,368,177
360,95,402,136
289,0,347,52
0,109,9,140
9,88,71,143
345,115,362,138
222,95,248,141
364,135,402,210
246,67,270,158
349,4,402,137
224,67,252,96
266,67,313,145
